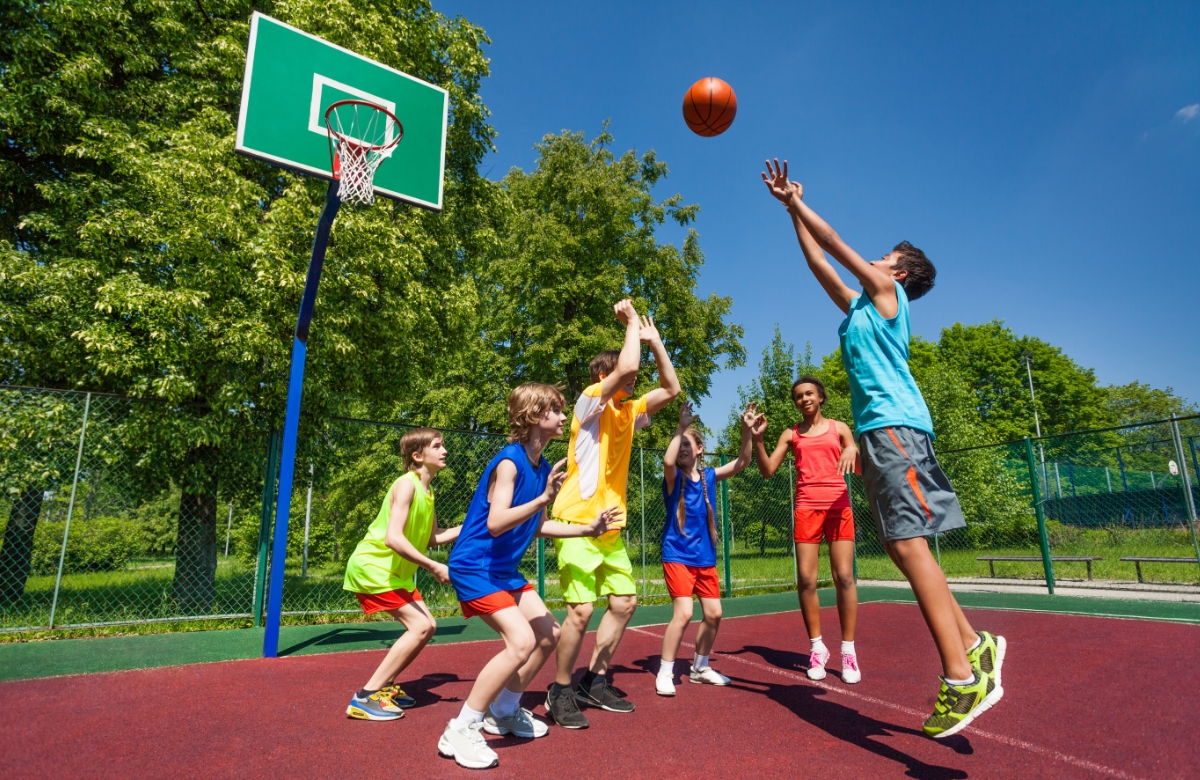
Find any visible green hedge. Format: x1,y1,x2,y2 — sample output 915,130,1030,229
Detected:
30,516,142,574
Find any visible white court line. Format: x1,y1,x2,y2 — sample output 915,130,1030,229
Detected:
627,625,1142,780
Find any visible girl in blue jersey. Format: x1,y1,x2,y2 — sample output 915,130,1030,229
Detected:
655,401,758,697
438,383,618,770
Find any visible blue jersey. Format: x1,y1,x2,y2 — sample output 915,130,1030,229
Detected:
838,281,934,439
661,467,718,568
449,443,551,601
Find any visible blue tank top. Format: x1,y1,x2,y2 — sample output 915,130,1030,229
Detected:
448,442,551,601
838,281,934,439
660,467,718,568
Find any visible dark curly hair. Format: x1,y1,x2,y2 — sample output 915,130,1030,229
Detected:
892,241,936,301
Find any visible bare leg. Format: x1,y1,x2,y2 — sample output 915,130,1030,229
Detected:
795,543,822,640
507,589,561,693
949,591,979,649
886,538,973,680
694,598,723,657
828,540,858,642
554,601,594,686
660,597,694,664
363,601,437,690
587,594,637,675
466,606,536,712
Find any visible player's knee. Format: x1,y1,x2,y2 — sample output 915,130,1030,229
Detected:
798,571,819,591
831,566,854,589
702,602,722,623
416,616,437,642
567,602,593,627
674,599,695,622
509,630,536,662
609,595,636,620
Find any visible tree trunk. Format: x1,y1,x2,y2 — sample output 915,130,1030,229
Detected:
0,487,45,605
173,447,218,613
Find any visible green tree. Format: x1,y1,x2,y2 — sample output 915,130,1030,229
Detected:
0,0,494,609
1105,382,1198,427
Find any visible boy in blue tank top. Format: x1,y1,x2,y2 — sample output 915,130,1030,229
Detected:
438,383,618,770
763,160,1006,740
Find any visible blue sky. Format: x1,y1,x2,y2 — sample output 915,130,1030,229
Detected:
436,0,1200,424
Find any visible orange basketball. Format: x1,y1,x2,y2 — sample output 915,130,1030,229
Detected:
683,77,737,137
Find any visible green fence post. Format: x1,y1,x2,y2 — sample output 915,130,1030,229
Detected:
1168,416,1200,580
537,538,545,599
720,453,732,597
1025,436,1055,595
253,429,280,626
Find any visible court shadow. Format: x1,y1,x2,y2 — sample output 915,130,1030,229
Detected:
398,671,463,707
278,624,466,656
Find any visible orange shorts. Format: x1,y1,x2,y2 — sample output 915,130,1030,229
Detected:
355,587,423,615
663,562,722,600
460,582,536,618
794,506,855,544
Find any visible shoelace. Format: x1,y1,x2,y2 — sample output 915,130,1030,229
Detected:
843,654,858,672
809,650,828,667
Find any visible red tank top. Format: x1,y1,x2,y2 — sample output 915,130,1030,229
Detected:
791,422,851,510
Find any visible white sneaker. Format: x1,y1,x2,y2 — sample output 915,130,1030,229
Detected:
656,673,676,697
438,721,499,770
841,651,861,684
807,649,830,681
483,705,548,738
689,666,731,686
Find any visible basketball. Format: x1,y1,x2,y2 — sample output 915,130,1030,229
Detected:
683,77,738,137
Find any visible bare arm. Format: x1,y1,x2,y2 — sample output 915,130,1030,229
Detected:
662,399,696,487
754,427,792,479
486,458,567,537
714,402,759,480
428,510,461,546
834,420,861,476
384,479,450,584
599,299,642,406
638,315,682,415
535,508,620,539
788,192,857,313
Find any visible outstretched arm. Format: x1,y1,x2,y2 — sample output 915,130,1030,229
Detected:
763,159,898,318
536,507,621,539
662,400,695,488
754,425,792,479
638,315,682,415
785,186,857,313
714,403,759,480
599,299,642,406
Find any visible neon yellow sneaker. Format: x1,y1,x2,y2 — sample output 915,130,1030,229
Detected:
967,631,1006,689
379,684,416,711
922,671,1002,739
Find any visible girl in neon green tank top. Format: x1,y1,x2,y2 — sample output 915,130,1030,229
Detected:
342,428,460,722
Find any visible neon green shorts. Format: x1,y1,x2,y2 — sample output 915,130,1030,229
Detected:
555,532,636,604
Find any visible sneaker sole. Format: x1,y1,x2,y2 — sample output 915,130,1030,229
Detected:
806,669,827,681
930,684,1005,740
483,720,548,739
656,686,676,697
993,636,1007,689
437,737,500,769
689,677,730,686
841,675,861,685
346,706,402,721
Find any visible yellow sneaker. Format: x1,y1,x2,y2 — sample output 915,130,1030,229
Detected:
922,671,1002,739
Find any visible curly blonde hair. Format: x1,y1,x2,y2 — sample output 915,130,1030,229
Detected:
507,383,566,443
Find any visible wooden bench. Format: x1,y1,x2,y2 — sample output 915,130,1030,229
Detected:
1120,556,1200,583
977,555,1103,580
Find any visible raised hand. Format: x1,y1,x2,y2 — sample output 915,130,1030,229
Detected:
761,158,792,203
638,314,661,344
787,179,804,202
613,298,638,326
678,399,696,429
543,459,568,502
585,507,622,537
740,401,760,429
750,411,769,439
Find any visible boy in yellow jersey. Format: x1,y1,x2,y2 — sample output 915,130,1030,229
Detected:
343,427,461,721
546,299,681,728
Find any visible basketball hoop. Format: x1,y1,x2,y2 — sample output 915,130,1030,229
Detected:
325,99,403,205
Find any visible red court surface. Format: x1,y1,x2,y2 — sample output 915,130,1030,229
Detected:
2,602,1196,779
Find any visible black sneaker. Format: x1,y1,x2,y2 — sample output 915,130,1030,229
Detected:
575,676,635,713
545,683,589,729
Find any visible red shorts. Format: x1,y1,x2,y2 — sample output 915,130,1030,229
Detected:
662,562,721,600
355,587,423,616
460,582,536,619
794,507,855,544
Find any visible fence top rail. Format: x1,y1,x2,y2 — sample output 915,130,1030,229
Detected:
0,383,210,407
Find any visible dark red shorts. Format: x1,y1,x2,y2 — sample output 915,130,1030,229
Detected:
355,587,423,616
460,582,536,618
662,562,721,600
794,506,855,544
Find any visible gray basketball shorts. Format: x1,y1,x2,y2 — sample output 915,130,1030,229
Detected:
859,426,966,542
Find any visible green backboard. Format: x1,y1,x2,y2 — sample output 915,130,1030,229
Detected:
236,12,448,210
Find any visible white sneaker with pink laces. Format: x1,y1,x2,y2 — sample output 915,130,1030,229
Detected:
841,651,861,684
806,648,830,680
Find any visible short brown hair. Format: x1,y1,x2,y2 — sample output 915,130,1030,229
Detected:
400,427,443,470
791,376,827,404
893,241,936,301
507,382,566,443
589,350,621,384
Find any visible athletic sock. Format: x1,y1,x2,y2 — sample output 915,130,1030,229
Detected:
580,670,600,690
841,641,855,656
968,635,982,652
658,658,674,678
492,688,523,718
694,653,710,670
945,673,976,687
450,703,485,730
357,688,378,699
810,636,827,655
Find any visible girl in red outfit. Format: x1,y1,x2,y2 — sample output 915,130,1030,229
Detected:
752,376,861,683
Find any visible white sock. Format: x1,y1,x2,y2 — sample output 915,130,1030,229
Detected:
968,635,981,652
810,636,827,654
658,658,674,678
945,673,976,687
694,653,710,670
841,640,855,656
450,703,485,729
492,688,523,718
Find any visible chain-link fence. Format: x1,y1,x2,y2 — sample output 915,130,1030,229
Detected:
3,384,1198,634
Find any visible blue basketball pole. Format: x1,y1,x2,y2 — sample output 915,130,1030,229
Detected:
263,182,341,658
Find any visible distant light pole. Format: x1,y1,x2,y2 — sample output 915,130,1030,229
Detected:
1021,351,1048,491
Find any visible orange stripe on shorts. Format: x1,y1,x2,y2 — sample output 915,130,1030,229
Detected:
905,466,932,522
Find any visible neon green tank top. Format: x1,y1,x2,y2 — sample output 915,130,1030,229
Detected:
343,471,435,594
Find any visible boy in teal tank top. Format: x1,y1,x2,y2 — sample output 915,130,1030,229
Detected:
343,427,461,722
763,160,1006,741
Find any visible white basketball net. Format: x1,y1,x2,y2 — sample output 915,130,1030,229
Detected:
325,100,402,206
